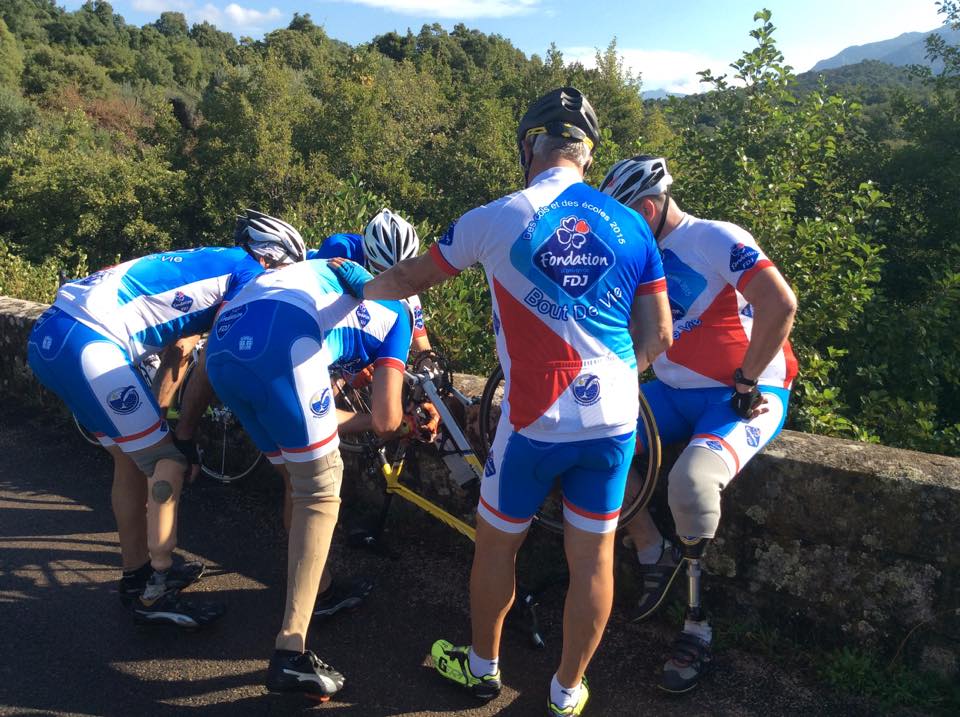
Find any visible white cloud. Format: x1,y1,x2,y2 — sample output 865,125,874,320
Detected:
132,0,192,12
330,0,540,19
564,46,731,96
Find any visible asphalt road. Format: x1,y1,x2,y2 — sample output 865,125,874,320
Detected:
0,411,877,717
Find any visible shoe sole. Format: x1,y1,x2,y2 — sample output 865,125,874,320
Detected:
632,559,685,623
266,686,333,702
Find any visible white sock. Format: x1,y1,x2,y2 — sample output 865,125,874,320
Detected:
635,536,665,565
550,673,581,709
467,647,499,677
683,618,713,644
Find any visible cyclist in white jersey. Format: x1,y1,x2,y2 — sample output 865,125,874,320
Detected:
599,155,798,693
331,88,673,717
26,209,305,627
204,260,412,701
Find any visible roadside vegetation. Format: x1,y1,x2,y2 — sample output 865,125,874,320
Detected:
0,1,957,456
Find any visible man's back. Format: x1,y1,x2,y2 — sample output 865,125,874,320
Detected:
54,246,262,362
430,166,664,440
217,260,411,373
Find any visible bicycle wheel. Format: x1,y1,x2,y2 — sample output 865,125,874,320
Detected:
73,414,101,446
477,364,661,534
332,374,379,454
176,362,262,484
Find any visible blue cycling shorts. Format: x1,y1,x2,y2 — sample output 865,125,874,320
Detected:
638,380,791,477
205,300,339,465
479,413,636,535
27,307,167,452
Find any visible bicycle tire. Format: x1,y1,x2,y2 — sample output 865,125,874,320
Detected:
477,364,661,534
332,374,380,454
177,361,263,484
73,414,101,446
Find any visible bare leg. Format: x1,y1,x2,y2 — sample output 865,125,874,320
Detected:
623,463,663,553
469,515,528,660
556,525,616,688
107,446,149,570
145,455,186,572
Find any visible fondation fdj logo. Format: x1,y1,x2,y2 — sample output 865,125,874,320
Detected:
107,386,141,415
533,216,614,298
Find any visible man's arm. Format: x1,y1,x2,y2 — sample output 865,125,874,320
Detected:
331,253,453,301
152,336,200,415
630,291,673,374
337,364,405,438
174,343,213,442
738,266,797,381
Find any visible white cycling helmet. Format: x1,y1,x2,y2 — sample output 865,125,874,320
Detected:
598,155,673,207
234,209,306,265
363,208,420,275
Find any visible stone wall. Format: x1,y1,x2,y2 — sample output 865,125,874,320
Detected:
3,295,959,674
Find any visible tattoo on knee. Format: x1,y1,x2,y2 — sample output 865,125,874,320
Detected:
151,479,174,504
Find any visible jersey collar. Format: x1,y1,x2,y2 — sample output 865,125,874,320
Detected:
528,165,583,187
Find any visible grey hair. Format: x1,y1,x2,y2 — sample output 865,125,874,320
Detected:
530,134,592,169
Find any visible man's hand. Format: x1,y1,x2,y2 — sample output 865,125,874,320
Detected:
348,365,375,389
328,258,374,298
174,436,201,483
731,386,769,420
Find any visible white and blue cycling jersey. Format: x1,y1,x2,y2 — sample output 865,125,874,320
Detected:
54,247,264,364
205,260,412,463
27,246,262,452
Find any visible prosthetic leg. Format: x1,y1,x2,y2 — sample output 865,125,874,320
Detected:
678,536,708,623
660,536,713,693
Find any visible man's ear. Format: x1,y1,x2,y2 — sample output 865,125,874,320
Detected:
636,197,657,222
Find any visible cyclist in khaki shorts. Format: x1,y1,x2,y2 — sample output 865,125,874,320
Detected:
205,256,414,701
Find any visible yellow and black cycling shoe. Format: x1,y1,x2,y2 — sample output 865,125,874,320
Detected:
430,639,502,701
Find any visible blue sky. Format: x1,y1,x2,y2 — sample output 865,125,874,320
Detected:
64,0,946,92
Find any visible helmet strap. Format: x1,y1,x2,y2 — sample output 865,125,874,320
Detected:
653,191,671,240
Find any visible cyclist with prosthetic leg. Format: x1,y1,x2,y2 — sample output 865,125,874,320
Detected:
599,155,798,692
205,258,413,701
26,209,303,627
331,87,673,716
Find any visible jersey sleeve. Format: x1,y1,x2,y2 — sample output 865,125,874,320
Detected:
636,235,667,296
697,223,775,293
428,205,491,276
224,258,265,303
407,294,428,340
372,300,412,372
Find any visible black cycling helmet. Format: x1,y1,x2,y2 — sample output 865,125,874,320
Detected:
516,87,601,160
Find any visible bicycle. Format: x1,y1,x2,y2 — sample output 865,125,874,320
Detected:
73,339,262,484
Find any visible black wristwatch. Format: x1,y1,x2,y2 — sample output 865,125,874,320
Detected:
733,368,757,387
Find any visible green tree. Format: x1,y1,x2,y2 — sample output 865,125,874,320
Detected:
0,112,186,267
668,10,886,438
0,19,24,88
